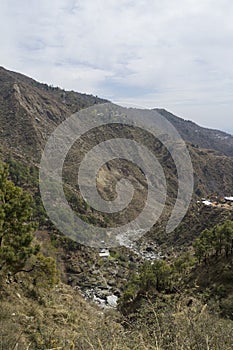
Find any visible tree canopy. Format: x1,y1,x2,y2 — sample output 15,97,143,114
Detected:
0,161,39,274
193,220,233,263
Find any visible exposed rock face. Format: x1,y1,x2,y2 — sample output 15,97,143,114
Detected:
0,66,108,161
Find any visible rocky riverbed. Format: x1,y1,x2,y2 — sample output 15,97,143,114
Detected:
67,232,164,308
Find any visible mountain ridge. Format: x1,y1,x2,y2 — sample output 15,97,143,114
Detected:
155,108,233,157
0,66,232,201
1,66,232,156
0,67,233,350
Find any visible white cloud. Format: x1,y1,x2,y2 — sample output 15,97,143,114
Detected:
0,0,232,131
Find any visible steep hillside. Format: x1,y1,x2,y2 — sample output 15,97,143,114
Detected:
0,66,108,161
0,66,232,246
0,68,233,350
152,202,233,250
0,66,108,113
156,108,233,157
0,67,232,190
0,66,232,160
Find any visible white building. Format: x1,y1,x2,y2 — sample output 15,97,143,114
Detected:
99,248,110,258
224,196,233,202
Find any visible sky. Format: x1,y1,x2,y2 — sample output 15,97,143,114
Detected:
0,0,232,133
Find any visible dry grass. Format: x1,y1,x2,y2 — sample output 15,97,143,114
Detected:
0,280,233,350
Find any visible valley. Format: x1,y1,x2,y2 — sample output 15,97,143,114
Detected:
0,67,233,349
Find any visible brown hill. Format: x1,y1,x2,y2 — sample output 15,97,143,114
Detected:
1,67,233,350
0,66,232,248
0,66,232,191
0,66,108,161
155,108,233,157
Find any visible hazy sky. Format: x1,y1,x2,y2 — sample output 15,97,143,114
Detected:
0,0,232,133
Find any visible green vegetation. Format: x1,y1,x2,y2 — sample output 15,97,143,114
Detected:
1,65,233,349
121,222,233,311
193,220,233,262
0,160,58,286
8,157,38,188
0,159,233,349
119,252,197,311
0,161,39,275
116,223,233,349
119,260,172,308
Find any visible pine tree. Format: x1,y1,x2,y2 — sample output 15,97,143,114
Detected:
0,161,39,275
194,221,233,262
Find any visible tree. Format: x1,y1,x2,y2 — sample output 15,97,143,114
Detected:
173,251,196,276
119,259,173,312
193,221,233,263
29,253,59,288
216,221,233,257
138,260,172,293
0,161,39,275
193,228,213,263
